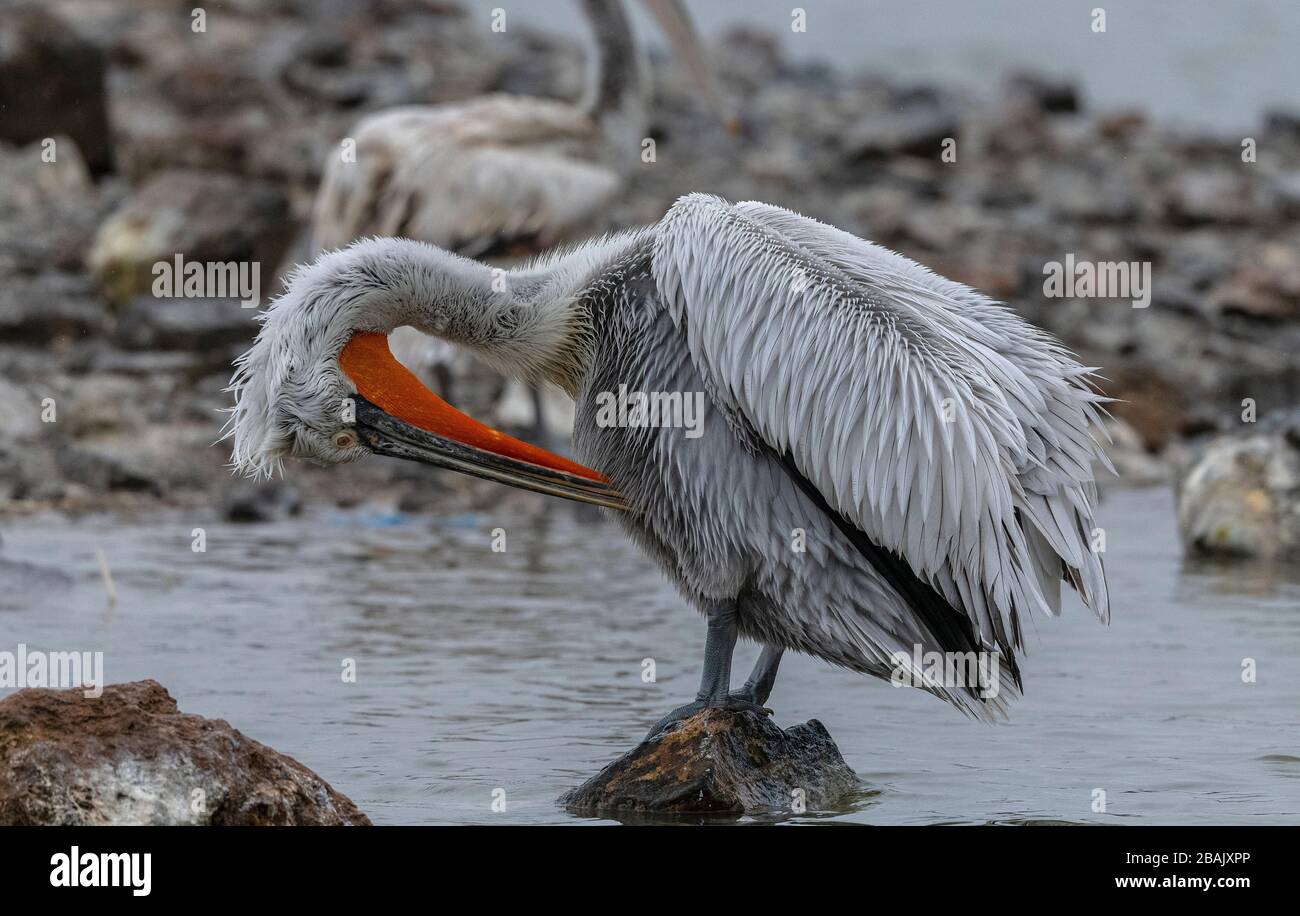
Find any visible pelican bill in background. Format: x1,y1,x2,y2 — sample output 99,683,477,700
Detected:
228,194,1112,731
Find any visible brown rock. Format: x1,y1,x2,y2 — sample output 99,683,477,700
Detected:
1210,243,1300,320
561,707,859,817
0,680,369,825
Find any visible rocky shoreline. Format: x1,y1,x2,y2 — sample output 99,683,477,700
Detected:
1,0,1298,520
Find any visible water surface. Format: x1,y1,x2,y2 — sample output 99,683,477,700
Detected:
517,0,1300,133
1,486,1296,824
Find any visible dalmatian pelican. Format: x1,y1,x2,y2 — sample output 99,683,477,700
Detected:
227,194,1112,731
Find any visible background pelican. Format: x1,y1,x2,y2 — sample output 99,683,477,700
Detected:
310,0,715,256
309,0,718,442
228,194,1112,728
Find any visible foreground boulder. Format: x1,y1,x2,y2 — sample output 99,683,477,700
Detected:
1176,421,1300,560
561,708,859,817
0,680,368,825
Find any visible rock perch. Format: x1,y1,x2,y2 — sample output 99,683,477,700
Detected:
0,679,369,825
561,708,860,817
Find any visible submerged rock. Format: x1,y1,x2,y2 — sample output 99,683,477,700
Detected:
1176,424,1300,560
561,708,859,817
0,679,369,825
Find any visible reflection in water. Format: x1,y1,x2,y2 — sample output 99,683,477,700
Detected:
0,486,1296,824
1179,553,1300,599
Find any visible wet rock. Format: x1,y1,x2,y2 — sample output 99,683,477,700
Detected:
0,441,73,503
222,481,303,523
1005,72,1080,113
561,707,859,816
1275,172,1300,219
87,169,292,304
1101,417,1171,486
55,443,164,496
1104,367,1193,452
0,137,95,211
1176,427,1300,560
0,680,369,826
0,377,42,444
1040,165,1138,223
0,272,107,344
116,296,260,352
1209,242,1300,320
62,375,148,439
844,105,958,159
1165,167,1268,226
0,6,113,175
1264,108,1300,141
715,28,785,93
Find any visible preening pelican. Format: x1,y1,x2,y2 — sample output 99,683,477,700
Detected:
228,194,1112,728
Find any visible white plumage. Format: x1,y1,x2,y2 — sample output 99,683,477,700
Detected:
228,194,1113,723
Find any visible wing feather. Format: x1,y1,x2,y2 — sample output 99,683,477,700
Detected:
652,194,1112,665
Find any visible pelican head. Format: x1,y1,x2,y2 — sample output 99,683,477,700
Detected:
225,238,627,509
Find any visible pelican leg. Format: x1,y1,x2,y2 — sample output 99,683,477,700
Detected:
529,387,548,448
730,646,784,705
646,603,771,738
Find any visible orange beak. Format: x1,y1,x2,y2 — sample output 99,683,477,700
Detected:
339,332,626,509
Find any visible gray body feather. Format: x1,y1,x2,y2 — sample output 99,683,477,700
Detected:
569,196,1112,718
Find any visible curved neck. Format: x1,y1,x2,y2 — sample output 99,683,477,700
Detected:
577,0,647,151
316,234,647,396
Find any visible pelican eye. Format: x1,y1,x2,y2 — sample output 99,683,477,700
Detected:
331,430,357,449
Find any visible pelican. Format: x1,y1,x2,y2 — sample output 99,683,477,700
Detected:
227,194,1112,730
310,0,718,256
310,0,719,442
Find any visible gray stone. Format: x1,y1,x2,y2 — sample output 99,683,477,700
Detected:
0,272,107,344
116,296,259,352
1176,430,1300,560
222,481,303,523
1165,168,1268,226
561,707,860,817
844,106,959,159
87,169,292,304
0,137,94,211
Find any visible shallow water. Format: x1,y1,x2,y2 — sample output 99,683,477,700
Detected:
520,0,1300,133
1,485,1297,825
